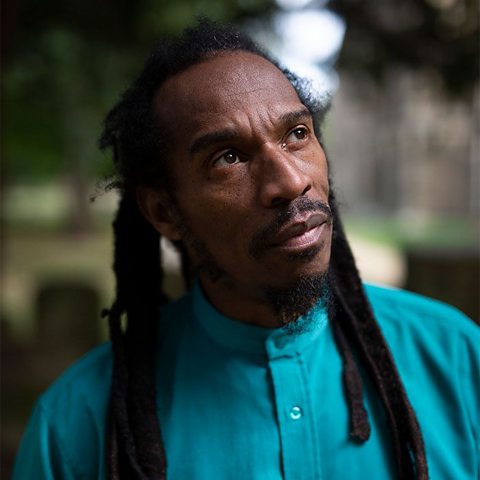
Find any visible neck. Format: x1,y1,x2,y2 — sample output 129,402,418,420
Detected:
199,277,279,328
198,272,329,329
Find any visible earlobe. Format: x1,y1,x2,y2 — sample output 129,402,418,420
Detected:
136,186,182,241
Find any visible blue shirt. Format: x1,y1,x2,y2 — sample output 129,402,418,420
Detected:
13,284,479,479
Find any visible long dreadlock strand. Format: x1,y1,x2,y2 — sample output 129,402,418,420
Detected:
329,194,428,479
330,309,371,442
106,193,167,479
333,280,409,476
323,173,370,442
104,303,145,478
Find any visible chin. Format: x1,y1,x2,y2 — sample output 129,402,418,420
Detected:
263,267,332,326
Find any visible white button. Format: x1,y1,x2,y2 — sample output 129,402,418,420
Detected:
290,406,302,420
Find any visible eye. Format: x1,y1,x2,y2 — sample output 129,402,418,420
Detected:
285,126,309,144
213,149,242,167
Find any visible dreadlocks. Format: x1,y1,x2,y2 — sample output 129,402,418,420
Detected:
99,18,428,480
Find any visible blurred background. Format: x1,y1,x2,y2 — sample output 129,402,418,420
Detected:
1,0,479,475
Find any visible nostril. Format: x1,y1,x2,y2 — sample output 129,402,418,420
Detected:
270,196,288,208
302,184,312,196
270,183,311,208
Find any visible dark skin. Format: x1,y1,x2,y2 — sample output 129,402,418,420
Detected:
138,51,332,328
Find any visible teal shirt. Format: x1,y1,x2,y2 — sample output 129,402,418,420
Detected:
13,284,479,479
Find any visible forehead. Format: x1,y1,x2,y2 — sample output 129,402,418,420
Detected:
154,51,304,135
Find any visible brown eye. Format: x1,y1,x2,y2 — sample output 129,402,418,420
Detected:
286,127,308,143
213,150,241,167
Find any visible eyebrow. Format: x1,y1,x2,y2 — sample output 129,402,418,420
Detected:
189,129,238,156
188,107,312,156
278,107,312,128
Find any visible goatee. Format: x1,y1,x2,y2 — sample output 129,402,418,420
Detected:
264,269,332,328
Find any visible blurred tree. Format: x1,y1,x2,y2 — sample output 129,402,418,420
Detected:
2,0,276,231
329,0,479,96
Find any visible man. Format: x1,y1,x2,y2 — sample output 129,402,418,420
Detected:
13,19,479,480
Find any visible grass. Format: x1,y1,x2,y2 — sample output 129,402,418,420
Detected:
344,214,479,249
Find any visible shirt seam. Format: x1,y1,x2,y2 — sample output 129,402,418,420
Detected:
37,400,86,480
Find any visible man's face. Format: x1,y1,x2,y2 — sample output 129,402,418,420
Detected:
153,51,332,303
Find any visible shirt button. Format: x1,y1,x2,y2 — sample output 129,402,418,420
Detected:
289,406,302,420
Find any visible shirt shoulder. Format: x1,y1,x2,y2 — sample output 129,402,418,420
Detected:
363,283,479,420
37,342,113,451
364,284,479,478
38,342,113,414
39,289,194,414
364,283,478,339
14,343,113,479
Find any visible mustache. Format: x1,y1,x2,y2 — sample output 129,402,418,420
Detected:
249,197,332,259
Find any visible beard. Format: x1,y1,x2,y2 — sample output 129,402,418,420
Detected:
169,196,333,327
264,269,332,328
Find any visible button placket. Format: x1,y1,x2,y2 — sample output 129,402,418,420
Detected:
268,346,318,480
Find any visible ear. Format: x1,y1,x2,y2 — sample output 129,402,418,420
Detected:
136,186,182,241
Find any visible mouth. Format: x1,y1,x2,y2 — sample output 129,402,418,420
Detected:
270,213,329,252
249,198,333,260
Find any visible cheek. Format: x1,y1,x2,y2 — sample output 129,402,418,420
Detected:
183,167,254,219
176,187,252,246
307,147,329,191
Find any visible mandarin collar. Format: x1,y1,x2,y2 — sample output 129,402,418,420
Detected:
192,281,328,359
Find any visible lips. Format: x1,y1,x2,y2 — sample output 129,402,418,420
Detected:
270,213,329,249
249,199,332,259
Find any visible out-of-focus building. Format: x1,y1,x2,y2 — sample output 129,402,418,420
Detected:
330,68,479,218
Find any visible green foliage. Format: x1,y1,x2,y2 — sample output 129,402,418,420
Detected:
3,0,275,183
344,214,478,249
331,0,479,96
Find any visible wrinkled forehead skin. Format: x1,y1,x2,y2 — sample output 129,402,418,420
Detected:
153,51,307,154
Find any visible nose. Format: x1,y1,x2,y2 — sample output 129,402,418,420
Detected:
257,145,312,207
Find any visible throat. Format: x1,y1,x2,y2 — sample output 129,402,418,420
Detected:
199,271,331,328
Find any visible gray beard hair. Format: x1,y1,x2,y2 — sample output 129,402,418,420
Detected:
264,270,332,327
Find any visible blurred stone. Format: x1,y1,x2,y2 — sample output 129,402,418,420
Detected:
30,280,103,389
405,247,480,322
35,280,101,351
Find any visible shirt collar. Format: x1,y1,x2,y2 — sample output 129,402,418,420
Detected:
192,281,329,358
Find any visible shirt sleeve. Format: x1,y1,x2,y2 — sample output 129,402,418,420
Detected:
12,402,77,480
459,327,480,476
